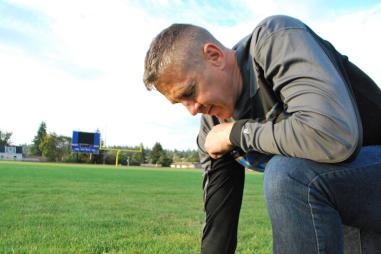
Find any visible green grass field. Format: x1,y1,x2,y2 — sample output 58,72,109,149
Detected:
0,161,271,254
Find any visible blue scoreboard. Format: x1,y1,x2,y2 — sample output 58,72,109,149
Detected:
71,131,100,154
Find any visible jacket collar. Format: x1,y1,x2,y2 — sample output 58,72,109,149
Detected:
232,34,258,120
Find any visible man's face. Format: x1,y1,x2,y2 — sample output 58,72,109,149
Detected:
157,63,237,119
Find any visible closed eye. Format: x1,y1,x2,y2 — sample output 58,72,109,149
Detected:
180,84,196,100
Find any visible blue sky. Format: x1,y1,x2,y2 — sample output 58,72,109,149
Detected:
1,0,381,150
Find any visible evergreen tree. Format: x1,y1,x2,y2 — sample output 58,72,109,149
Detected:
149,142,163,164
158,151,172,167
31,122,47,156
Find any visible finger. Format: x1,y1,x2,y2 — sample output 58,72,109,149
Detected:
209,153,222,160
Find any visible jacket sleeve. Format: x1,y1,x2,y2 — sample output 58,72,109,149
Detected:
229,16,362,163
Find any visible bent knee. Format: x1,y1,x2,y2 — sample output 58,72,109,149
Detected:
264,156,314,203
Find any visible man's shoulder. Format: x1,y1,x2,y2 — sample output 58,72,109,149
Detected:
233,15,307,51
254,15,307,37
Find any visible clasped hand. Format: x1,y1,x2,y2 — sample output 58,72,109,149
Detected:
205,122,234,159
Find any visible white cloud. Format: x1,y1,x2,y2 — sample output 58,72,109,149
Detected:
240,0,322,22
1,0,200,149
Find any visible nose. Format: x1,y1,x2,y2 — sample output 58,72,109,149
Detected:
182,100,200,116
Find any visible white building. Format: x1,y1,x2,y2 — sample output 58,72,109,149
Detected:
170,162,201,169
0,146,23,161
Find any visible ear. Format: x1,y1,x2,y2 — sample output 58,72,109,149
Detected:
203,43,225,68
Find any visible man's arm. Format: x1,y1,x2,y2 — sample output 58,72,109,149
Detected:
229,16,362,163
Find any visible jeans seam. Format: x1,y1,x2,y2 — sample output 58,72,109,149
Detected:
307,167,361,254
308,178,321,254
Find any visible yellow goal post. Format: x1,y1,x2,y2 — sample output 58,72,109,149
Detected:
99,144,143,167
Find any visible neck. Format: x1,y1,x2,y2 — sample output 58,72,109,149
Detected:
229,50,243,104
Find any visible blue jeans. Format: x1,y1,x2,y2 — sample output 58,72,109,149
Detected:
264,146,381,254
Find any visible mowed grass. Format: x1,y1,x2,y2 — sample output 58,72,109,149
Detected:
0,161,272,253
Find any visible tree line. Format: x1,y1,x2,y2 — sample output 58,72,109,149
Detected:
1,122,200,167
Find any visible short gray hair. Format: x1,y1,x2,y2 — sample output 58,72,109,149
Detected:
143,24,223,90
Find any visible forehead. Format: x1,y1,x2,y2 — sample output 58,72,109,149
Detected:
157,69,193,101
